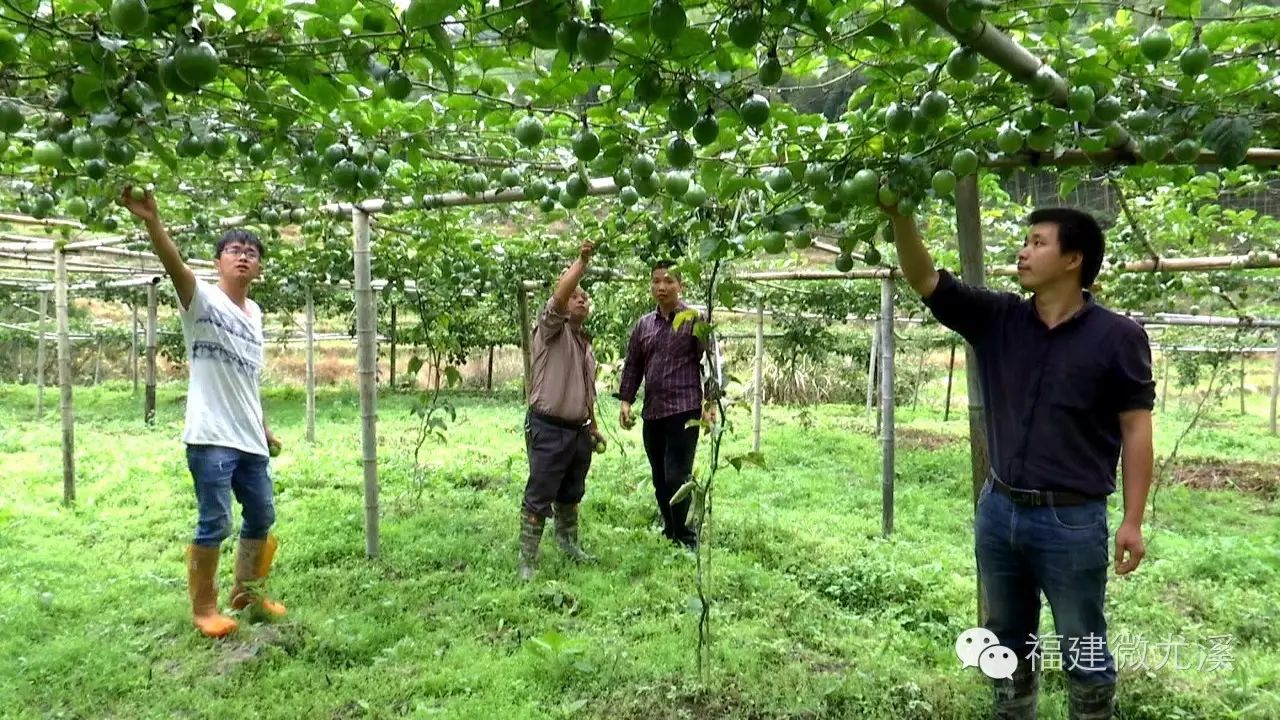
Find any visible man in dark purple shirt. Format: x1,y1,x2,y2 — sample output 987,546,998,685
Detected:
616,261,717,549
888,205,1154,720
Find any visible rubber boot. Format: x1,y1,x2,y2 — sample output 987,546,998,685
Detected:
992,661,1039,720
517,513,545,582
229,534,287,619
552,502,595,563
1068,680,1115,720
186,544,238,638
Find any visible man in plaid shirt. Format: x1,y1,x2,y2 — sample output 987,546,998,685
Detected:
616,261,718,550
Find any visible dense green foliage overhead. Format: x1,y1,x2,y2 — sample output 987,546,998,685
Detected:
0,0,1277,356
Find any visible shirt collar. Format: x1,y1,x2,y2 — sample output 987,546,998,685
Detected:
1027,290,1095,329
655,303,688,323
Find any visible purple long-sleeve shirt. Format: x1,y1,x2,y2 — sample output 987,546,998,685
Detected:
616,303,707,421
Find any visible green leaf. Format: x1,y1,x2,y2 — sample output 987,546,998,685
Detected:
406,0,465,27
672,308,699,332
728,451,766,472
71,74,107,110
699,235,725,261
718,174,766,199
716,279,742,309
139,133,179,174
294,77,344,109
605,0,649,20
407,355,425,375
670,480,697,504
315,0,356,16
1202,117,1252,169
1059,175,1080,199
425,24,456,90
861,20,898,45
444,366,462,387
1164,0,1201,17
671,29,713,58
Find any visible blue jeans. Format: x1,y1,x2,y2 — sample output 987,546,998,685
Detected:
975,479,1116,686
186,445,275,547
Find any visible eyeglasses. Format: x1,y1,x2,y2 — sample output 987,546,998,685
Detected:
222,246,260,260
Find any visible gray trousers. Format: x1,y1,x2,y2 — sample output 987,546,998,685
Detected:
522,410,592,518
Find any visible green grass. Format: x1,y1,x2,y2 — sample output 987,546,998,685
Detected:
1,382,1278,719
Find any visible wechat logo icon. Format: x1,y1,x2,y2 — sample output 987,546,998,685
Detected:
956,627,1018,680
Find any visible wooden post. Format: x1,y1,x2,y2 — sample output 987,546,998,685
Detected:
305,288,316,444
130,299,139,394
93,336,102,385
353,209,381,559
389,303,397,390
36,290,47,415
1239,353,1246,415
145,281,157,425
865,320,879,415
486,345,495,393
956,173,991,625
517,288,533,402
55,249,75,504
1269,334,1279,435
752,298,765,453
880,277,895,538
944,339,957,422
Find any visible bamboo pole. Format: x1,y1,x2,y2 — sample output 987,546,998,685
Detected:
93,335,101,385
1130,314,1280,329
0,212,84,229
316,178,622,218
944,340,957,422
55,249,75,505
1160,348,1171,414
1270,334,1279,435
389,303,397,389
305,289,316,444
517,288,533,402
911,337,927,411
1240,354,1247,415
880,277,895,538
145,281,157,425
353,209,381,559
865,320,879,416
956,174,991,626
988,147,1280,169
903,0,1143,160
36,290,47,415
906,0,1065,99
130,300,138,394
752,299,765,453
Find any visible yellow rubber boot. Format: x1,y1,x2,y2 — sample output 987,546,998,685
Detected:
229,534,287,619
187,544,238,638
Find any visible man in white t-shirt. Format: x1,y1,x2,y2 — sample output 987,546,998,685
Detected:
122,186,286,638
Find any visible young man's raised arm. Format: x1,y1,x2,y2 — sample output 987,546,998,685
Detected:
120,186,196,310
551,241,594,313
886,211,941,299
885,207,1010,344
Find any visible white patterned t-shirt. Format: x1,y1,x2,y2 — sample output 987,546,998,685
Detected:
177,280,268,456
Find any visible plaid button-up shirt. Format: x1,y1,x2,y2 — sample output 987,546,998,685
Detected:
616,303,708,421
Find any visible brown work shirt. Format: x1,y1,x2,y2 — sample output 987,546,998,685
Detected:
530,297,597,424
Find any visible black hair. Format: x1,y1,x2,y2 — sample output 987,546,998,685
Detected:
1027,208,1104,288
650,260,682,281
214,229,265,259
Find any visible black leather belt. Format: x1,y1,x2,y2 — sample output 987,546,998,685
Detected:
990,475,1100,507
530,410,590,431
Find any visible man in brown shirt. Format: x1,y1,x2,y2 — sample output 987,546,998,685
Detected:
518,240,605,581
